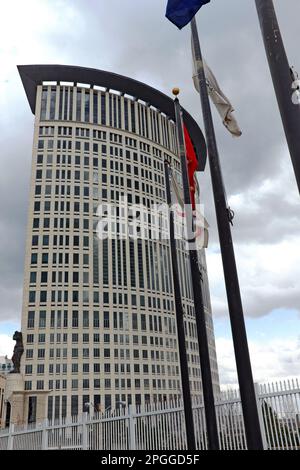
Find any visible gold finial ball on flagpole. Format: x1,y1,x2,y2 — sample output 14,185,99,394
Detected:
172,87,180,96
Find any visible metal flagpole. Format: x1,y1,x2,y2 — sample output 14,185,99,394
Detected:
190,16,264,450
255,0,300,195
164,159,196,450
172,91,219,450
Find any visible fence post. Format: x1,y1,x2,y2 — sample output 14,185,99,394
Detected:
128,405,136,450
41,419,48,450
254,383,268,450
82,412,88,450
7,424,14,450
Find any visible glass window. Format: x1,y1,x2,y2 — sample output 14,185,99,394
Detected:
101,94,106,125
71,395,78,416
103,311,110,328
47,154,53,165
40,89,47,120
84,91,90,122
33,218,40,229
72,311,78,328
93,333,100,343
83,348,89,358
30,272,37,284
28,396,37,423
49,89,56,120
42,253,48,264
25,365,32,375
72,349,78,358
43,218,50,229
37,364,44,374
38,349,45,358
83,311,89,328
94,379,100,389
39,311,46,328
34,201,41,213
42,235,49,246
93,348,100,358
93,311,99,328
93,91,98,124
76,89,82,121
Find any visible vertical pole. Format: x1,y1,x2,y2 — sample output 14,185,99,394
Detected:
164,160,196,450
41,419,48,450
255,0,300,195
191,16,263,450
82,412,88,450
128,404,136,450
254,383,268,450
173,96,219,450
7,423,14,450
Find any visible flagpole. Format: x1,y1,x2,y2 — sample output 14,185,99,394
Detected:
190,16,264,450
255,0,300,195
164,159,196,450
173,92,219,450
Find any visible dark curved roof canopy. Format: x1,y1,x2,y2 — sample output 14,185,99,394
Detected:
18,64,206,171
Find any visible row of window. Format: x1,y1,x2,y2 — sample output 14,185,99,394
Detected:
39,86,177,153
25,377,181,392
32,233,89,246
40,126,107,140
29,270,89,284
28,290,169,306
29,243,174,297
28,279,172,307
33,200,90,214
30,378,181,393
38,130,149,151
25,361,178,376
26,310,176,333
25,333,177,349
31,251,89,266
35,165,165,187
46,393,180,420
25,301,191,330
25,347,178,363
34,185,165,206
36,147,165,176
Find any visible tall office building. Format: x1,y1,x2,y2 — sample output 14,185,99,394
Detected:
17,65,219,421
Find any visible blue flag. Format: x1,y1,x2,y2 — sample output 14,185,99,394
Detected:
166,0,210,29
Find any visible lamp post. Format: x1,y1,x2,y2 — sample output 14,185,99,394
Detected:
105,400,127,414
84,402,98,415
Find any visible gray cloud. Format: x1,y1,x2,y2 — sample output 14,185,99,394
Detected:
0,0,300,326
216,336,300,385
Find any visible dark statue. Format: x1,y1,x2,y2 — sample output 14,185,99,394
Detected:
10,331,24,374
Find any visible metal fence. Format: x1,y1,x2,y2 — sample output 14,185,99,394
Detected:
0,379,299,450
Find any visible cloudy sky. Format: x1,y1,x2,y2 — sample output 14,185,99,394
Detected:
0,0,299,386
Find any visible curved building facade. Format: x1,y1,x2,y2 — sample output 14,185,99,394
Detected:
18,65,219,421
